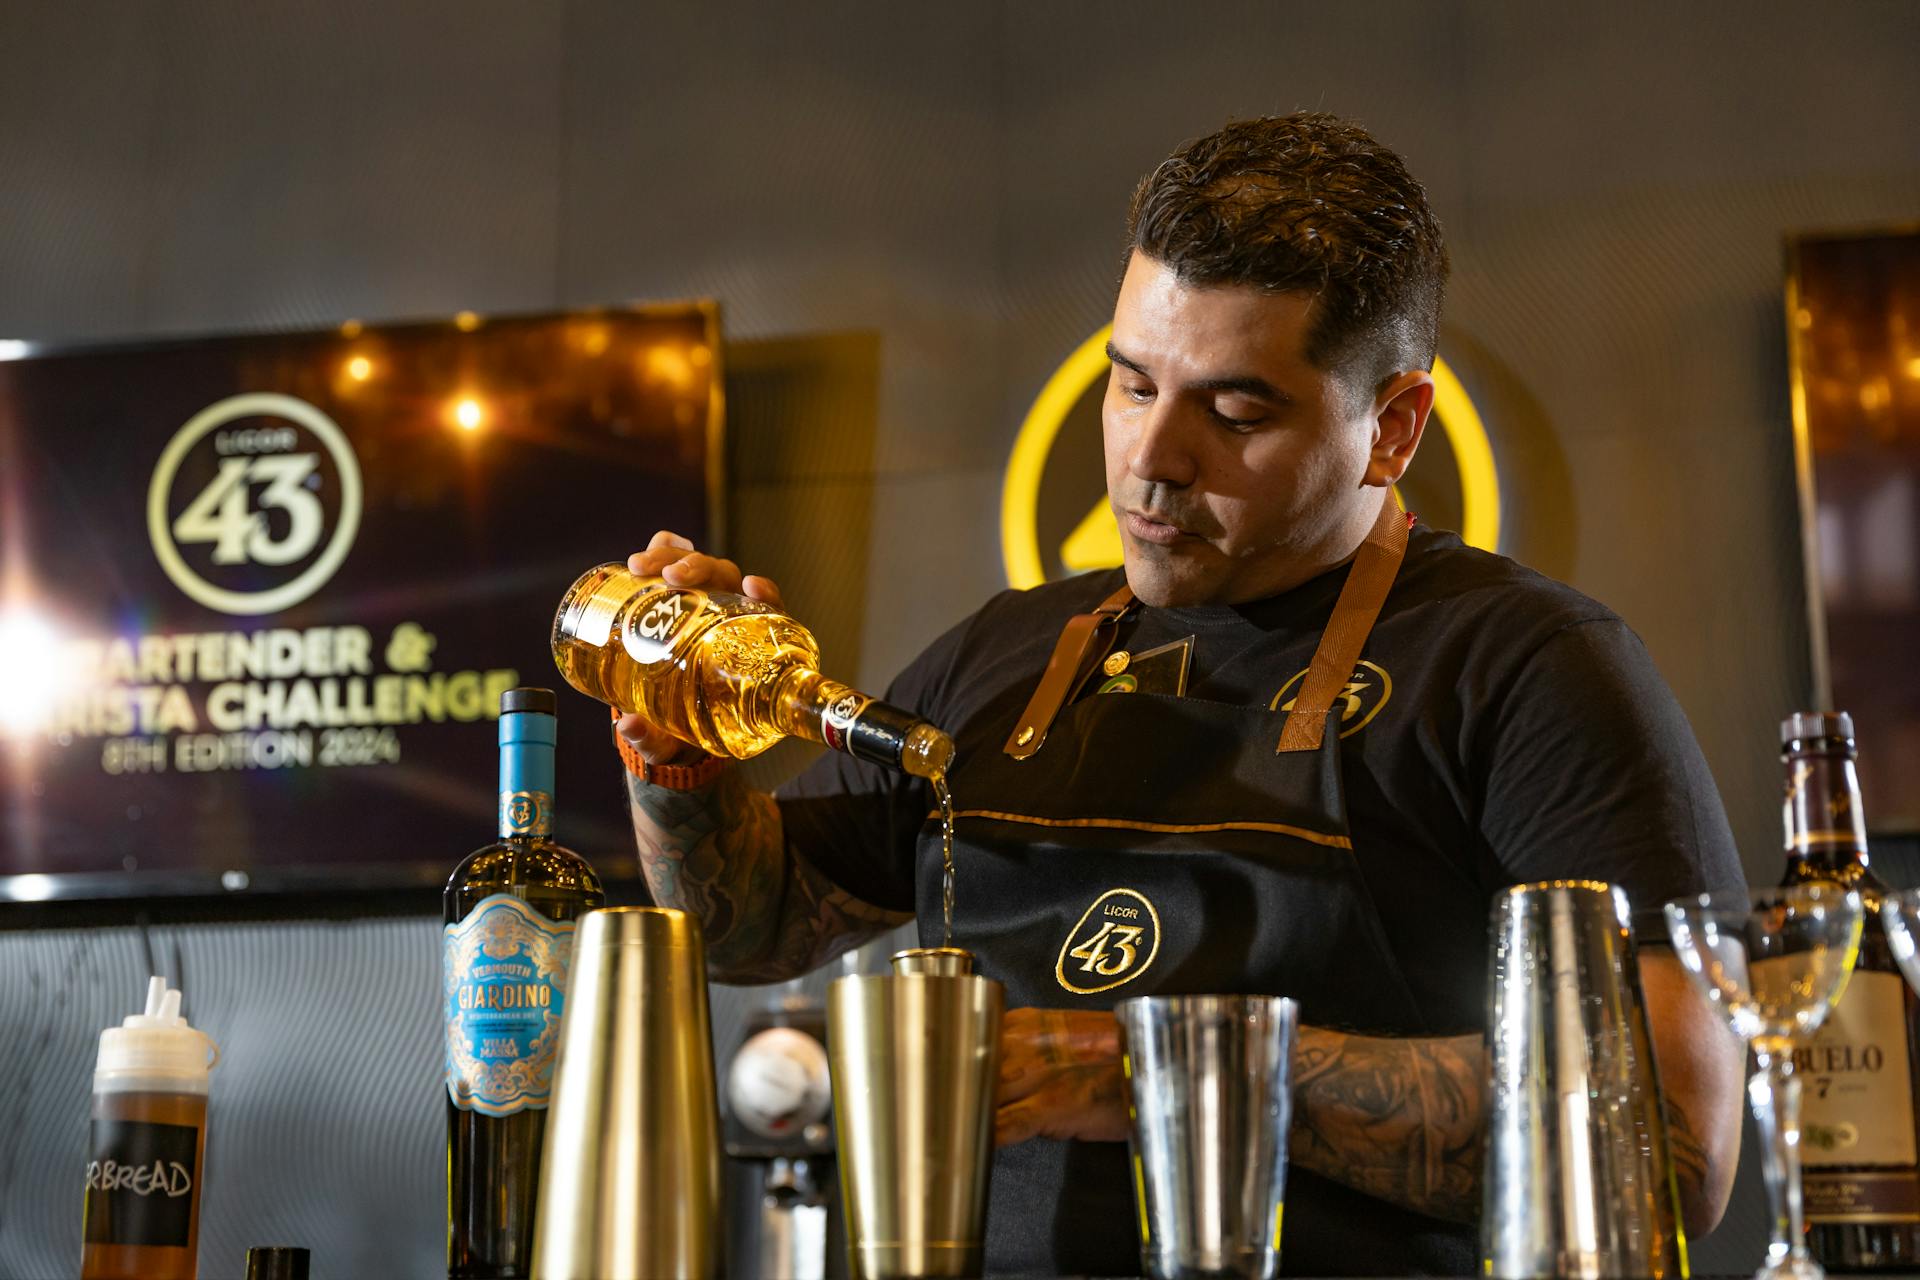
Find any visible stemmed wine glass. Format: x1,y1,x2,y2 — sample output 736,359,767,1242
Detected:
1881,888,1920,995
1665,885,1865,1280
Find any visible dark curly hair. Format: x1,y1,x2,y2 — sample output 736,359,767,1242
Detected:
1126,113,1449,400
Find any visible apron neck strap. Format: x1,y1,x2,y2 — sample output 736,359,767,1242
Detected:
1003,581,1137,760
1001,498,1411,761
1276,498,1412,754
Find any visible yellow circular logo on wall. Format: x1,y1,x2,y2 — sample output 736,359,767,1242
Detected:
1000,326,1500,590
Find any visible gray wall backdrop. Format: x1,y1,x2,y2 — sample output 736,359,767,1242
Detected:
4,2,1919,1275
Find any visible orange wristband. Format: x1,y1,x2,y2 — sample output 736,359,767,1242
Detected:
610,709,728,790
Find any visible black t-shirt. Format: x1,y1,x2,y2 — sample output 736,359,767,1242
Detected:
783,524,1745,972
777,522,1747,1272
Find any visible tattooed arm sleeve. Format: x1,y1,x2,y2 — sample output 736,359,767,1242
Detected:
1289,1028,1487,1223
1638,950,1744,1234
625,769,912,984
1291,954,1743,1232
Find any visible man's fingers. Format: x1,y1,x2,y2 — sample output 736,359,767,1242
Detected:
996,1074,1132,1147
741,574,784,607
615,713,685,765
628,530,698,577
996,1008,1063,1105
628,548,687,576
995,1081,1100,1148
997,1053,1049,1106
993,1006,1131,1147
995,1092,1047,1148
661,552,744,592
622,536,772,603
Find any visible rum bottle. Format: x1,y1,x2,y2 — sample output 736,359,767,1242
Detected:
445,687,603,1279
1780,710,1920,1268
551,563,953,779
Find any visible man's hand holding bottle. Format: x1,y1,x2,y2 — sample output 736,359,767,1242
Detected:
613,529,786,768
600,534,1130,1150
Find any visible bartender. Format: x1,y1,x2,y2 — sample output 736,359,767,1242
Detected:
613,113,1747,1275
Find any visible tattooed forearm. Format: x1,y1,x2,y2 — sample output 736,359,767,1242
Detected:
1290,1027,1486,1223
1662,1095,1711,1211
626,770,908,983
995,1009,1130,1146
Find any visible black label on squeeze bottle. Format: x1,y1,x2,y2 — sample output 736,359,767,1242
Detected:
83,1119,198,1248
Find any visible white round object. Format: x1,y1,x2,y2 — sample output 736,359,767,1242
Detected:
726,1026,831,1138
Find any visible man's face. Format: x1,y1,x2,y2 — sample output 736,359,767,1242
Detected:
1104,251,1380,608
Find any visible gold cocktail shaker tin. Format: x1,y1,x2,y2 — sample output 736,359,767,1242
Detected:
531,907,722,1280
828,948,1004,1280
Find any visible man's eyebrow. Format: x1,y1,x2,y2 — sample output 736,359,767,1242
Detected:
1191,373,1289,403
1105,341,1290,404
1105,341,1148,377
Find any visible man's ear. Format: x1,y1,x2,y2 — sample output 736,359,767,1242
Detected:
1363,370,1434,488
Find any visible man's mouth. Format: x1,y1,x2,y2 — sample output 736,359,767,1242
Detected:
1122,509,1192,546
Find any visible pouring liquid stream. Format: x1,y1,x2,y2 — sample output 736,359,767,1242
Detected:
933,772,956,948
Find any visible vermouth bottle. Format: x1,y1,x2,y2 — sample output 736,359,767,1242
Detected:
445,688,603,1279
1779,711,1920,1269
551,563,954,779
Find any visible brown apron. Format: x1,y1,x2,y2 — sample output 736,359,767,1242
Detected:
919,501,1473,1275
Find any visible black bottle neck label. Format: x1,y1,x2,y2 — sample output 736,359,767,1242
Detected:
820,692,917,769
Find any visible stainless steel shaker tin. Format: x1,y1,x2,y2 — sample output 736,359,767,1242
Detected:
1482,880,1685,1278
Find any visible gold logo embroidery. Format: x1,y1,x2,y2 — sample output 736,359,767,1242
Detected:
1269,659,1393,738
1056,888,1161,995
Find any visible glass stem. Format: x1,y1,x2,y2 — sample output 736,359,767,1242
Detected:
1749,1050,1811,1270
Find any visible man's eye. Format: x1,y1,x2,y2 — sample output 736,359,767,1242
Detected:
1124,385,1155,404
1211,408,1264,430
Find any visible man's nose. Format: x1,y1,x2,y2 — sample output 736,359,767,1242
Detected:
1128,402,1198,489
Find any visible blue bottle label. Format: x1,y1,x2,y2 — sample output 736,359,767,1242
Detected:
444,894,576,1116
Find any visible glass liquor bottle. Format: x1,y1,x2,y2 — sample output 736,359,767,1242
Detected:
551,563,953,779
1779,711,1920,1268
445,687,603,1279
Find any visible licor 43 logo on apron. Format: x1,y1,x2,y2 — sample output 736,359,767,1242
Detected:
1055,888,1161,994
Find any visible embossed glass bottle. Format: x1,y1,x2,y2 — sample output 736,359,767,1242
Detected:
1779,711,1920,1269
445,687,602,1280
551,563,954,779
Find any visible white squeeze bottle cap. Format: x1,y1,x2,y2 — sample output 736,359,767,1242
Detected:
94,976,220,1094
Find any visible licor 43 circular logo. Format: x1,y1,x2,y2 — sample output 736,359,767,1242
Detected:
146,392,362,615
1055,887,1161,996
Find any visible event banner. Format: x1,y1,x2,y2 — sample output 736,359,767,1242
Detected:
0,306,720,891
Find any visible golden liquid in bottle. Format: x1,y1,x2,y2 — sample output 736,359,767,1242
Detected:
552,569,820,761
553,566,955,782
81,1091,207,1280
